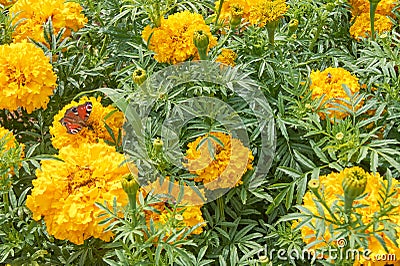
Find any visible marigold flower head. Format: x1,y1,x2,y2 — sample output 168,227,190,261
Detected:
26,142,133,245
50,97,124,150
309,67,362,120
294,167,400,258
248,0,289,27
10,0,87,43
184,132,254,190
0,42,57,114
348,0,396,16
350,12,393,39
216,48,238,67
142,11,217,64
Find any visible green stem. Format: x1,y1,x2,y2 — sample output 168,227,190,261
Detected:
215,0,225,27
266,20,279,46
369,0,381,40
198,48,208,60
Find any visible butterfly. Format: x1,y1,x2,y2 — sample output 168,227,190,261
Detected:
59,102,92,134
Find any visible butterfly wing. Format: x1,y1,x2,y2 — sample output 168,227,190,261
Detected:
59,102,92,134
77,102,92,121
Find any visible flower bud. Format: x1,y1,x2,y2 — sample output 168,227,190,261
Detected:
308,179,320,192
288,19,298,34
121,173,139,196
335,132,344,140
132,68,147,85
193,30,209,60
153,138,163,153
229,4,244,29
342,167,367,212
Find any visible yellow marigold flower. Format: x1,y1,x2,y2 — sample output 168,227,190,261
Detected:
309,67,362,120
295,167,400,259
348,0,396,16
215,0,252,24
10,0,87,43
0,42,57,114
350,12,393,39
50,97,124,150
142,11,217,64
184,132,254,190
248,0,288,27
26,142,132,245
216,48,238,67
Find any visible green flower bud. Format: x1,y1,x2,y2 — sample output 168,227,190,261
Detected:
229,4,243,29
132,68,147,85
153,138,163,153
326,3,335,12
288,19,298,34
335,132,344,140
342,167,368,213
193,30,209,60
121,173,139,196
308,179,320,192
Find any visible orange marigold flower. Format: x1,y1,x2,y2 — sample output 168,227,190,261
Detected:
309,67,362,120
50,97,124,150
26,142,132,245
350,12,393,40
184,132,254,190
10,0,87,43
0,42,57,114
142,10,217,64
0,126,24,178
216,48,238,66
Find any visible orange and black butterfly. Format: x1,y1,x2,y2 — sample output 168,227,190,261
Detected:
59,102,92,134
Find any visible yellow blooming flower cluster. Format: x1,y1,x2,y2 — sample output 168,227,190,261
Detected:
0,42,57,114
294,167,400,265
348,0,396,39
50,97,124,150
184,132,254,190
309,67,362,120
142,179,206,235
216,48,238,66
142,10,217,64
248,0,289,27
10,0,87,43
26,142,132,245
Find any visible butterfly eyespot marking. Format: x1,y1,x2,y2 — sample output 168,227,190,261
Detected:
71,107,78,114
